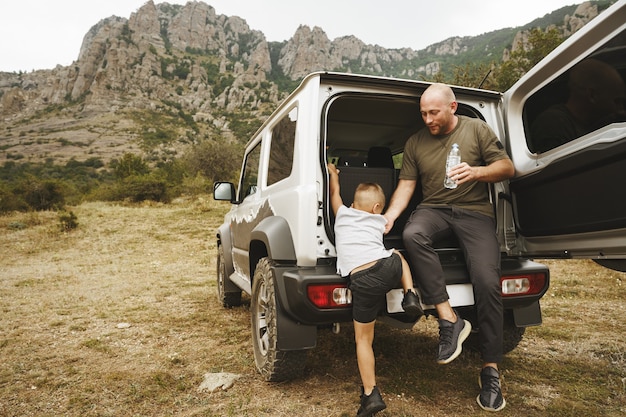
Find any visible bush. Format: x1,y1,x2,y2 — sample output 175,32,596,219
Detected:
0,182,28,213
8,221,27,230
121,175,170,202
0,160,107,210
179,174,211,195
10,176,66,211
184,140,242,184
59,211,79,232
113,153,150,179
95,175,170,203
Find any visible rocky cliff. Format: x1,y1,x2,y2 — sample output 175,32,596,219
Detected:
0,1,603,165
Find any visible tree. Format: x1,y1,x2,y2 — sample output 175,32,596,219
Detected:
184,139,242,184
15,175,66,211
449,62,498,90
113,153,150,179
495,27,564,91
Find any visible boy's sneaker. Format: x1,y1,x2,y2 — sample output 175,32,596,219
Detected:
477,366,506,412
401,290,424,318
357,386,386,417
436,313,471,364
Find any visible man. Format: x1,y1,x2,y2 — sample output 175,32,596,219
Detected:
384,83,515,412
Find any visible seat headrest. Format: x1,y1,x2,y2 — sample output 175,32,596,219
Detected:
337,155,367,167
367,147,394,169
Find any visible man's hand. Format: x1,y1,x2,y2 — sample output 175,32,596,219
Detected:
383,215,395,234
382,179,417,234
446,162,473,185
447,159,514,185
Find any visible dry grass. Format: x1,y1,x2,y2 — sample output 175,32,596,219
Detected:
1,199,625,416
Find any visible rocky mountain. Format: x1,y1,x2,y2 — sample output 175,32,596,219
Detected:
0,1,610,165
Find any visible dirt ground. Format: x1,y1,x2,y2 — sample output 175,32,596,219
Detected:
1,199,625,416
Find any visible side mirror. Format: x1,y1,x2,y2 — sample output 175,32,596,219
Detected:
213,182,236,202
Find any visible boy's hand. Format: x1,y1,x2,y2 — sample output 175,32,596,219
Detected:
327,163,339,176
327,163,343,215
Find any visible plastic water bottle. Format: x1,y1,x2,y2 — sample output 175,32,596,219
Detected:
444,143,461,189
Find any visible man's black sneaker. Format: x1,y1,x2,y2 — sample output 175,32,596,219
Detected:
477,366,506,412
436,314,471,364
357,386,386,417
401,290,424,318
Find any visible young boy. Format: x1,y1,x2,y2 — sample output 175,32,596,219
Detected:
328,163,422,417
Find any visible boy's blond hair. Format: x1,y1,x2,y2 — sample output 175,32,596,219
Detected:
353,183,386,213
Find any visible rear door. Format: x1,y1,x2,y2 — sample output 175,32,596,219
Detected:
503,1,626,266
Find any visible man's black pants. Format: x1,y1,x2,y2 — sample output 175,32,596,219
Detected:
402,206,503,363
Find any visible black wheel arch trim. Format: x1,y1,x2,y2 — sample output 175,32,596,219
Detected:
250,217,297,262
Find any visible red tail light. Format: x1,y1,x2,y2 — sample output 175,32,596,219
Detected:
307,284,352,308
501,273,547,297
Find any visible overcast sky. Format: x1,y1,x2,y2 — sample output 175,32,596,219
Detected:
1,0,580,72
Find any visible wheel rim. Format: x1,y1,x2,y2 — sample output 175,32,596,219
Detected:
254,278,270,356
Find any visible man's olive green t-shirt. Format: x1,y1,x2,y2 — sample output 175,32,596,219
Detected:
399,115,510,218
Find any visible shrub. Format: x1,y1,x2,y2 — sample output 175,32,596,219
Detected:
0,182,28,213
119,175,170,203
183,139,242,184
8,221,27,230
59,211,79,232
113,153,150,179
90,175,169,203
13,176,66,211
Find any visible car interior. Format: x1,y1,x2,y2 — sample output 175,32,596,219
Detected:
323,93,485,249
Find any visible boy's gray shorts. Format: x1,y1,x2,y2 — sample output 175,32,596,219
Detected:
348,252,402,323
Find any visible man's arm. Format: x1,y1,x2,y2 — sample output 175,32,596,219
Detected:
383,179,417,233
327,163,343,215
447,158,515,185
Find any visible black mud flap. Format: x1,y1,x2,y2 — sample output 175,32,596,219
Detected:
275,288,317,351
512,301,542,327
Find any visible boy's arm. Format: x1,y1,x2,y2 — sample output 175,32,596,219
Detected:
327,163,343,215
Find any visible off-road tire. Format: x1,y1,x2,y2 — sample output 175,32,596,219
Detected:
217,244,242,307
251,257,306,382
500,313,526,354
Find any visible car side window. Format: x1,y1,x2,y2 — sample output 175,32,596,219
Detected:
267,107,297,186
524,28,626,153
239,142,261,200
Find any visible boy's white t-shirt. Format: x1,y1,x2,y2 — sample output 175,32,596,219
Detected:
334,205,393,276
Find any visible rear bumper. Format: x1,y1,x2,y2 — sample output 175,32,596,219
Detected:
274,263,353,325
272,257,550,326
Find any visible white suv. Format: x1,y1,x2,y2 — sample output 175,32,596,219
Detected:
214,1,626,382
